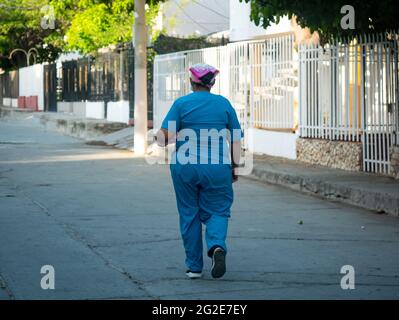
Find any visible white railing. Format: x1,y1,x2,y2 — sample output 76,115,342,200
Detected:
299,33,399,174
299,41,364,141
153,33,298,142
248,34,297,130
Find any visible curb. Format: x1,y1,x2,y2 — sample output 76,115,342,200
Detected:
38,114,128,140
0,106,129,142
0,106,36,118
249,165,399,217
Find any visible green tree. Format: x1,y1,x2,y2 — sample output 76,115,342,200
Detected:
240,0,399,43
0,0,62,70
0,0,163,70
64,0,161,54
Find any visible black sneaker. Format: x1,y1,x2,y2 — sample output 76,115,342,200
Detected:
186,270,202,279
211,247,226,279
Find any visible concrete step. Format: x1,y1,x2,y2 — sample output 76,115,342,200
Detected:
0,106,130,141
86,127,134,150
0,106,37,118
38,113,129,140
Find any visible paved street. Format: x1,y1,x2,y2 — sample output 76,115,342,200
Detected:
1,117,399,300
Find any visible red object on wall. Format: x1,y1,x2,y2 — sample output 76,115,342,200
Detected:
26,96,31,109
18,96,26,108
26,96,38,111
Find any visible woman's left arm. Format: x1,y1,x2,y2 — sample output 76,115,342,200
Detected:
157,100,181,147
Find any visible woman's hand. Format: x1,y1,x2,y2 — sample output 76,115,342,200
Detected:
155,128,176,147
232,166,239,183
230,140,241,183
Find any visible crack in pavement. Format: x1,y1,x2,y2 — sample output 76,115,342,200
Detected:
8,178,160,300
91,238,181,249
0,274,15,300
257,270,399,278
155,279,399,299
229,235,399,243
156,282,399,300
142,276,399,287
155,286,297,299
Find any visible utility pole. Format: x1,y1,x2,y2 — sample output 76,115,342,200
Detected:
133,0,148,155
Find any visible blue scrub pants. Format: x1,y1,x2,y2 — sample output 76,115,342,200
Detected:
171,163,233,272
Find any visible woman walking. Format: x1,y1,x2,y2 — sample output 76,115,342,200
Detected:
156,63,242,279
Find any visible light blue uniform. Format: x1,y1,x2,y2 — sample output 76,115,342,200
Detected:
162,91,242,272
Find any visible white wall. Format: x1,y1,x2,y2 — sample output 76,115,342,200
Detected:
247,128,298,160
57,102,73,113
229,0,292,42
86,101,105,119
2,98,11,107
72,102,87,118
160,0,229,37
106,101,130,124
19,64,44,111
2,98,22,108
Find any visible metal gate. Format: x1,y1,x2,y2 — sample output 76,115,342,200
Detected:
229,35,297,148
44,63,57,111
362,37,399,174
248,34,296,130
299,33,399,175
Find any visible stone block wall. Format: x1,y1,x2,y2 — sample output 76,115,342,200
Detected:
297,138,362,171
390,146,399,179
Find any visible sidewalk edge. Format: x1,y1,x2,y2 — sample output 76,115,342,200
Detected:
248,165,399,217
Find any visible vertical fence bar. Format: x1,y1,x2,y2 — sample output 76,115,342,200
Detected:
360,41,366,171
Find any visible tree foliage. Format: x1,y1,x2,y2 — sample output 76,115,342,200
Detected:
240,0,399,43
64,0,161,54
0,0,164,70
0,0,62,70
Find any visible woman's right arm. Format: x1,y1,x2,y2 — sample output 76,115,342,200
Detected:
155,128,176,147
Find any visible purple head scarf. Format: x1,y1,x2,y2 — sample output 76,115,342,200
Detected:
189,63,219,89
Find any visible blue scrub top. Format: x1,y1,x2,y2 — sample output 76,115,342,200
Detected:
161,91,243,165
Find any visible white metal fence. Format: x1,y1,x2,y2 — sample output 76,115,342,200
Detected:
299,33,399,174
153,33,298,149
247,34,297,130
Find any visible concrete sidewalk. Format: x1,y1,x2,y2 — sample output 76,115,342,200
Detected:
250,155,399,217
